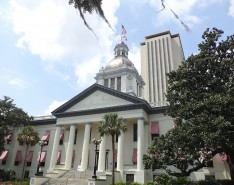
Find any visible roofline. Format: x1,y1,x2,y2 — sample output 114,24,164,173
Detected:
53,103,152,118
30,118,56,125
140,31,181,45
52,83,151,114
31,105,169,120
151,106,168,114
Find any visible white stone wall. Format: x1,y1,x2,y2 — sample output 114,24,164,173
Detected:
2,112,230,181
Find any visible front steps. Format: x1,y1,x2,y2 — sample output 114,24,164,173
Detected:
43,169,94,185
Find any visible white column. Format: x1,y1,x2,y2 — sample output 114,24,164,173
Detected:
65,125,75,170
49,126,61,170
117,131,124,171
98,135,106,172
137,118,144,171
80,123,91,171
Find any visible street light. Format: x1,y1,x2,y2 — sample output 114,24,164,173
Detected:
92,138,102,179
35,140,47,176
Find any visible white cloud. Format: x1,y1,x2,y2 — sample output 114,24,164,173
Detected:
228,0,234,17
8,0,120,89
75,56,102,89
43,100,66,115
9,78,27,88
10,0,68,61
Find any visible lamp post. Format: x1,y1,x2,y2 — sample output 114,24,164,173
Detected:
92,138,102,179
35,140,47,176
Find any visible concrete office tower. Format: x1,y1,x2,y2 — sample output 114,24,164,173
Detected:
141,31,184,107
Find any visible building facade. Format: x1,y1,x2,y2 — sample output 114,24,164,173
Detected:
140,31,184,107
0,39,231,183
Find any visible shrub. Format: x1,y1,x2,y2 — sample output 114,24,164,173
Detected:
0,169,16,181
173,176,191,185
217,180,234,185
198,179,220,185
115,182,126,185
129,182,141,185
154,174,174,185
146,181,155,185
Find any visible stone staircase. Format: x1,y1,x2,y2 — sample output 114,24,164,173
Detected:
43,169,94,185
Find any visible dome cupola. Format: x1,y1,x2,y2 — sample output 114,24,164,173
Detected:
95,42,145,98
106,42,134,69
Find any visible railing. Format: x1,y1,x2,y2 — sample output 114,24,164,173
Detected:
61,173,75,185
33,115,56,120
80,165,92,179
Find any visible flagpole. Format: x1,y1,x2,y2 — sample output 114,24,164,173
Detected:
120,25,122,43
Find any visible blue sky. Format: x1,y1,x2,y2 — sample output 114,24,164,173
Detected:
0,0,233,116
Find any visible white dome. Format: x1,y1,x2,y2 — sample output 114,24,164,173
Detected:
106,57,134,69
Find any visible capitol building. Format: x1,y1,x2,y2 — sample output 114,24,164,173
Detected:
1,31,230,184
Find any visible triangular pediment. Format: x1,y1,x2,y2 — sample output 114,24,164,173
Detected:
65,90,133,112
52,83,151,117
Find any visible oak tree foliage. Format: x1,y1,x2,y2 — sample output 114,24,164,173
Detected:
143,28,234,179
0,96,31,154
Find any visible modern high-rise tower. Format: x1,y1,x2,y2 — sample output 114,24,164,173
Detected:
140,31,184,107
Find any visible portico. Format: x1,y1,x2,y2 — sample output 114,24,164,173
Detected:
49,110,148,177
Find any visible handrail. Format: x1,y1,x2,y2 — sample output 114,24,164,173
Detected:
79,165,92,179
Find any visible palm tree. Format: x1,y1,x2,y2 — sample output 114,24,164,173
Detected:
98,113,127,185
17,125,40,179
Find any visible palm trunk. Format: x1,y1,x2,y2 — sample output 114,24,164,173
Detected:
22,144,29,179
112,134,115,185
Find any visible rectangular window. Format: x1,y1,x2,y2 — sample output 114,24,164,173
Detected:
137,82,139,96
72,150,75,167
2,160,6,165
115,135,118,142
110,78,115,89
6,133,13,144
89,127,92,143
126,174,134,182
74,128,78,145
206,160,214,167
151,121,159,141
0,150,9,164
133,124,137,142
104,79,108,87
26,151,33,166
15,150,22,166
24,171,30,179
152,134,159,141
41,131,50,145
117,77,121,91
132,148,137,165
39,151,47,166
114,149,117,169
57,151,61,165
60,131,64,145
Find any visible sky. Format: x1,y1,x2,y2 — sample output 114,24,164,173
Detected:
0,0,233,116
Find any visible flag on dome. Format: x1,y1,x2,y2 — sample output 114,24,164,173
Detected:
121,25,127,41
